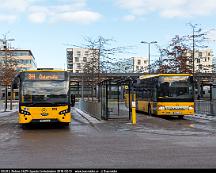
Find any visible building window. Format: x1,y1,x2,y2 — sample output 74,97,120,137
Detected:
75,57,79,62
76,70,79,73
144,60,147,64
198,52,202,57
137,60,141,65
77,63,81,68
84,51,89,56
77,51,81,56
83,57,87,62
197,59,200,63
198,64,203,69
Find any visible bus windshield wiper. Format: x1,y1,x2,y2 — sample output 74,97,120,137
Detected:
54,102,68,106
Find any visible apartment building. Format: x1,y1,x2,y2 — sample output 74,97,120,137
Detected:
186,49,213,73
213,56,216,73
0,49,36,100
0,49,37,71
67,48,99,73
132,57,148,73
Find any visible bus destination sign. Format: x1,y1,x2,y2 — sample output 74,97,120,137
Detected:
24,72,65,80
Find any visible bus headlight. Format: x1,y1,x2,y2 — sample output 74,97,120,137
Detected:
59,109,69,115
158,106,165,110
188,106,194,110
20,110,31,115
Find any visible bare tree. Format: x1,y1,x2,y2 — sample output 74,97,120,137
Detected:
76,36,129,100
157,35,191,73
0,34,18,111
0,49,18,111
186,23,209,74
83,36,130,73
152,23,210,74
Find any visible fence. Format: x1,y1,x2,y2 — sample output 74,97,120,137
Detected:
78,100,102,120
0,100,19,111
195,101,216,116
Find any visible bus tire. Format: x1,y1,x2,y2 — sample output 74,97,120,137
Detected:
21,124,27,129
62,122,70,127
148,104,152,116
178,115,184,119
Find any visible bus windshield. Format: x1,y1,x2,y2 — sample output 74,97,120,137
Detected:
21,81,69,106
157,76,193,101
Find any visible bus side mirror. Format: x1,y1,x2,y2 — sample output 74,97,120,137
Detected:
70,94,75,107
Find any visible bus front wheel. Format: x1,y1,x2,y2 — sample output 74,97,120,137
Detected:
21,124,28,129
61,122,70,127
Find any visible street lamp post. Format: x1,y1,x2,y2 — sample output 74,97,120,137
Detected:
140,41,157,74
187,23,196,75
187,23,198,99
0,34,15,111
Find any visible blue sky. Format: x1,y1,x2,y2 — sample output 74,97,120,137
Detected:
0,0,216,69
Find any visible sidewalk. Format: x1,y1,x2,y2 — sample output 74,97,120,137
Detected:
0,101,18,117
0,104,102,124
0,110,18,117
195,100,216,116
73,107,105,124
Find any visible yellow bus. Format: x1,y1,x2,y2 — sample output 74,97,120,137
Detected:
14,68,73,127
127,74,194,118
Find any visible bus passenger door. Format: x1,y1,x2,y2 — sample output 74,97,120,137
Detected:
70,94,75,107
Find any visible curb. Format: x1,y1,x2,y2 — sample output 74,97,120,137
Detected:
187,114,216,121
0,110,18,117
73,108,103,132
74,107,104,124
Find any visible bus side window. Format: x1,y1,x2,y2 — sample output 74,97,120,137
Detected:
153,87,157,101
160,82,169,97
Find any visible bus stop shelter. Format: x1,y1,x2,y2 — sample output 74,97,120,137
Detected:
73,73,141,121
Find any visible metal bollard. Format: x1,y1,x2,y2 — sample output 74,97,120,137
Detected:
132,101,136,125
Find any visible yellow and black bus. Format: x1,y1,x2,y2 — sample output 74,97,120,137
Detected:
14,68,73,127
126,74,194,118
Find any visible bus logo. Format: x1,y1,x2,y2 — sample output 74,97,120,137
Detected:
42,108,47,113
41,108,48,116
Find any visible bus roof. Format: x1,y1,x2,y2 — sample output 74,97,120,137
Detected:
139,74,193,80
20,69,66,73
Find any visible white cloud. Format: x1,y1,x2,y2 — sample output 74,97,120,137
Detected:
0,0,102,24
0,0,29,12
28,0,102,24
123,15,136,22
27,4,102,24
116,0,216,19
161,9,189,18
51,10,102,24
0,15,17,23
207,29,216,41
28,12,47,23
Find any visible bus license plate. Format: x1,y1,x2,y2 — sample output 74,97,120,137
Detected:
40,119,51,122
174,112,181,115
